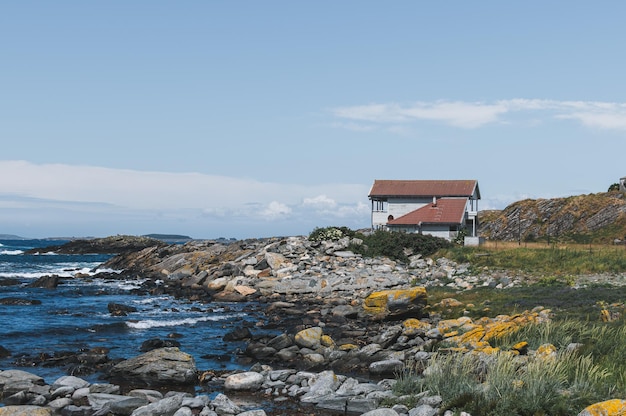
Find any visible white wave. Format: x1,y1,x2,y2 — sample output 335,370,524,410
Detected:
133,296,170,305
93,267,123,274
126,314,240,329
0,249,23,255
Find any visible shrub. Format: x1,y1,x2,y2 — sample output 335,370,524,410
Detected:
308,226,355,242
349,230,452,262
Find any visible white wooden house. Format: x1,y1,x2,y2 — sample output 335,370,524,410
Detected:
368,179,482,245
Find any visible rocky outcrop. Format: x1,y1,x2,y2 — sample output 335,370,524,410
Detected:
479,192,626,243
25,235,166,255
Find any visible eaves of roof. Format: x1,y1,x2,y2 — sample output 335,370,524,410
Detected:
369,179,479,199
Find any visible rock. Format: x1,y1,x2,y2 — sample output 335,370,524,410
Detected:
210,393,241,415
0,297,42,306
0,406,53,416
108,347,197,386
361,410,402,416
267,333,293,350
140,338,182,352
369,359,404,376
109,396,151,415
578,399,626,416
130,394,184,416
363,287,427,320
300,370,343,404
0,345,10,358
294,327,323,349
222,326,252,341
52,375,90,390
224,371,265,391
107,302,138,316
27,275,60,288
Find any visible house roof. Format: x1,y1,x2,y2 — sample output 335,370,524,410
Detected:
387,197,468,226
369,180,479,199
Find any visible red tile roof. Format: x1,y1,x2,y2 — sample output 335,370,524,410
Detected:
369,180,479,199
387,198,468,225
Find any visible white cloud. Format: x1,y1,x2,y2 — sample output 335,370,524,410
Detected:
302,194,338,210
260,201,292,220
332,99,626,131
0,161,372,237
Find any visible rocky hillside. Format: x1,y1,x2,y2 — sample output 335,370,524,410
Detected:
478,191,626,243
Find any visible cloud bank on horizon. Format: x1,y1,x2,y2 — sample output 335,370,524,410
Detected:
0,160,370,239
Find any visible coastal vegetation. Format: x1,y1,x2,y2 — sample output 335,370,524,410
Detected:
309,224,626,415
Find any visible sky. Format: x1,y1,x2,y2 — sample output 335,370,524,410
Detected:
1,1,626,239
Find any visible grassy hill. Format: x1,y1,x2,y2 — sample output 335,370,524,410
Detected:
478,191,626,244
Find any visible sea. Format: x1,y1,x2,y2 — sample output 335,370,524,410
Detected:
0,238,262,386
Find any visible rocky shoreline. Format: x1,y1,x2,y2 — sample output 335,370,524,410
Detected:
1,235,623,415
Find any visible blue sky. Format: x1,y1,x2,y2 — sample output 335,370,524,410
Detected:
1,1,625,239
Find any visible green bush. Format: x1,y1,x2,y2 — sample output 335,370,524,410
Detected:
308,226,355,242
349,230,452,262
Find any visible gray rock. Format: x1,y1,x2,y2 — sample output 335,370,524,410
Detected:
48,397,73,411
236,411,267,416
51,375,90,390
108,397,151,415
60,405,94,416
130,394,184,416
172,407,193,416
109,347,197,386
128,389,164,403
224,371,265,391
409,404,438,416
88,393,135,411
361,410,401,416
300,370,343,404
369,359,404,376
210,393,241,415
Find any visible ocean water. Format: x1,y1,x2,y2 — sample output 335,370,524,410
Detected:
0,239,260,385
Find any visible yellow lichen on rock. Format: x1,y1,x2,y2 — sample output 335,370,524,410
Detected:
536,343,557,360
363,287,427,319
577,399,626,416
320,334,335,348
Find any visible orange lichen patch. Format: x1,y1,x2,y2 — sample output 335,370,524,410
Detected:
483,321,519,342
436,298,464,308
443,330,459,339
456,327,486,344
578,399,626,416
363,287,427,316
338,344,358,351
403,318,431,330
536,343,557,360
437,316,473,333
512,341,529,355
320,335,335,348
474,345,500,355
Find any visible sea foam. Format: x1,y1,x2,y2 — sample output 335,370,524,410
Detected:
126,314,241,329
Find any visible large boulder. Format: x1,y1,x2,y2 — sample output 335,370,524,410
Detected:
362,287,427,320
108,348,197,386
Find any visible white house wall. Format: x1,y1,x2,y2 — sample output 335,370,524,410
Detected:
372,197,432,228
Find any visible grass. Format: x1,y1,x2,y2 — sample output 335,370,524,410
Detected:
394,317,626,415
438,241,626,276
393,240,626,414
